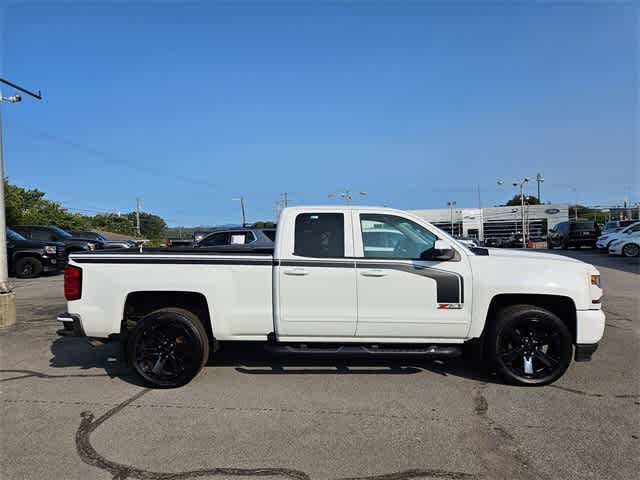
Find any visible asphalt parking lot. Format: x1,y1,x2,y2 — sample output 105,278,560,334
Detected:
1,250,638,480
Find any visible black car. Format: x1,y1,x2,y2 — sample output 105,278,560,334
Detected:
547,221,601,249
70,230,136,249
6,229,66,278
195,227,276,250
10,225,104,254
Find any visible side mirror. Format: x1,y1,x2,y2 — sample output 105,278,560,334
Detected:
431,239,456,261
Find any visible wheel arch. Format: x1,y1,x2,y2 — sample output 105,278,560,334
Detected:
122,291,215,347
483,293,577,343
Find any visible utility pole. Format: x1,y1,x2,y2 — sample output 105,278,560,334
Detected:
283,192,289,208
135,197,141,236
233,197,246,226
329,190,367,205
0,78,42,327
536,173,544,203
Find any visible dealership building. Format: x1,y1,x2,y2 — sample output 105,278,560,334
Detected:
409,204,569,241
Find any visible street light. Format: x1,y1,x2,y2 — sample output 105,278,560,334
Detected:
447,201,457,235
0,78,42,327
498,178,529,248
328,190,367,205
232,197,246,227
536,173,544,203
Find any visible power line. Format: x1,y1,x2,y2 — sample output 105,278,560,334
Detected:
7,124,221,190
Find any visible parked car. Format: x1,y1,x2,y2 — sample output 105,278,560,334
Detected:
602,220,637,234
10,225,103,254
596,221,640,250
6,228,66,278
59,205,604,388
455,236,480,248
195,227,275,250
166,238,194,248
608,231,640,257
484,237,504,248
193,230,213,243
70,231,136,249
547,221,601,249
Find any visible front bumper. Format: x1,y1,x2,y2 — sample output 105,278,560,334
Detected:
57,313,85,337
608,244,623,255
575,343,599,362
576,309,605,344
42,253,67,272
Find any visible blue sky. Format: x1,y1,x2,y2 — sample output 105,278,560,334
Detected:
1,1,637,226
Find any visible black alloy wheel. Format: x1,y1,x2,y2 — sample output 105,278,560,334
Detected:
15,257,43,279
489,305,572,386
622,243,640,257
127,308,209,388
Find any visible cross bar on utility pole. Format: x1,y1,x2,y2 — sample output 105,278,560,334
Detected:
0,78,43,100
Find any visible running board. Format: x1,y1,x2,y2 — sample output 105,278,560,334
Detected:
264,344,462,358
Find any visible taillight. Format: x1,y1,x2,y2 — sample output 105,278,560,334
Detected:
64,266,82,301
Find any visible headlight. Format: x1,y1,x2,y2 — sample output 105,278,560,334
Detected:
87,242,96,250
590,274,600,287
44,245,57,254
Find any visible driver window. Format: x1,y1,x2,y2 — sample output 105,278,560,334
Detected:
360,214,437,259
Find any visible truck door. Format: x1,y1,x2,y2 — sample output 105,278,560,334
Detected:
275,211,357,339
353,211,472,339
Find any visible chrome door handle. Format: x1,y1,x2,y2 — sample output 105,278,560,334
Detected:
360,269,387,277
284,268,309,276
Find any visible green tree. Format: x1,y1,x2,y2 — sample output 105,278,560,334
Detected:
4,178,91,230
125,212,167,239
4,178,168,238
505,194,540,206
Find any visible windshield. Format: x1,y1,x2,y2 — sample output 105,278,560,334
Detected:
50,226,72,238
6,229,27,241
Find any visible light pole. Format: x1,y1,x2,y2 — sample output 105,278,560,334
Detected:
498,178,529,248
328,190,367,205
536,173,544,203
0,78,42,327
447,201,456,235
232,197,246,227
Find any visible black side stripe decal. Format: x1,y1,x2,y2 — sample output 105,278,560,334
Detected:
279,260,355,268
72,258,273,266
280,259,463,304
71,256,463,304
355,262,463,304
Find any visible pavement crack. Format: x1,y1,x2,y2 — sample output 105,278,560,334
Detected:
0,368,129,382
74,389,477,480
549,385,604,398
466,384,547,480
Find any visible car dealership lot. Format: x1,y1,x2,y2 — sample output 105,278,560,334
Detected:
1,251,638,480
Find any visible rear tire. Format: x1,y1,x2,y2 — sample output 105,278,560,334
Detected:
15,257,43,278
126,307,210,388
487,305,573,386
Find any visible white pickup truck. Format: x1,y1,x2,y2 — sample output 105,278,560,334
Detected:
59,206,605,388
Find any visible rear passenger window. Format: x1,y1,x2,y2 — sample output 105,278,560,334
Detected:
294,213,344,258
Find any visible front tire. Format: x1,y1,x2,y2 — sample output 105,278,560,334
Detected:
127,308,210,388
622,243,640,257
487,305,573,386
15,257,43,278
